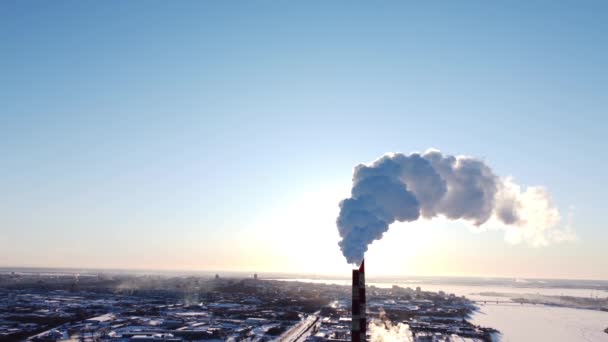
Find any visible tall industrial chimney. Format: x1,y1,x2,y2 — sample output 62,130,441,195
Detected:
351,259,366,342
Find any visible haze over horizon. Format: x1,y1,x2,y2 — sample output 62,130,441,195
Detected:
2,1,607,280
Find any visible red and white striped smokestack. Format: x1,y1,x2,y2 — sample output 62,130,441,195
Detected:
352,259,366,342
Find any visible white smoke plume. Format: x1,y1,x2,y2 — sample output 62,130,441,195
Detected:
368,318,413,342
337,149,574,264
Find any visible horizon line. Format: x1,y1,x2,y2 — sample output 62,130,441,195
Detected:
1,265,607,283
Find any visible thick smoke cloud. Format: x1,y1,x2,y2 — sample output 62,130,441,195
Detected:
337,150,572,264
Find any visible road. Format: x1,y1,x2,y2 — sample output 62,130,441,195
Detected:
277,312,320,342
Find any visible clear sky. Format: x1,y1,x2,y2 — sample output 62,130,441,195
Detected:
1,1,607,280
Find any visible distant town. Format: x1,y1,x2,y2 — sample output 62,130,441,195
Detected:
0,271,498,342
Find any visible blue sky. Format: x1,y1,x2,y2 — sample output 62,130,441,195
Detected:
1,1,607,279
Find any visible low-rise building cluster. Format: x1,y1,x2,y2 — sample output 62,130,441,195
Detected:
306,286,495,342
0,272,496,342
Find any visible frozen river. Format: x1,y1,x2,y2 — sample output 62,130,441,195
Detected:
472,303,608,342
